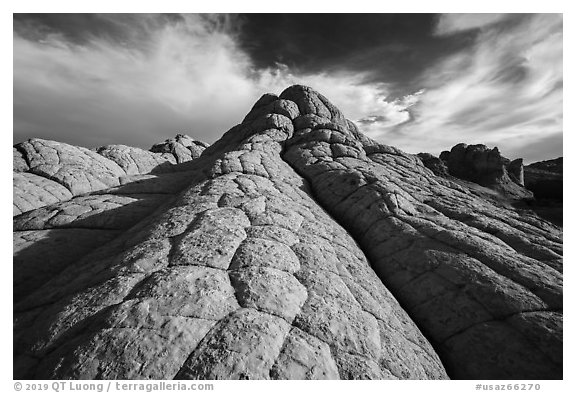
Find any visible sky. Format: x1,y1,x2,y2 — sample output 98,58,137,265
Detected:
13,13,563,163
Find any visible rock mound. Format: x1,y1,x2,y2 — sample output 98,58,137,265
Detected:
150,134,210,163
13,135,206,216
13,86,562,380
435,143,533,200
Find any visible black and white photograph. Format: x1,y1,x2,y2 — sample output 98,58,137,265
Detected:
8,3,568,389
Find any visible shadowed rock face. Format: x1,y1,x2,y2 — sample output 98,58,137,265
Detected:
437,144,533,200
524,158,563,200
13,86,562,380
520,158,563,227
417,153,449,177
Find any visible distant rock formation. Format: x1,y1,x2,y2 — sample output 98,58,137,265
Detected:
524,158,563,200
526,157,563,174
13,86,562,380
521,158,563,226
150,134,210,163
429,143,533,200
508,158,525,186
417,153,449,177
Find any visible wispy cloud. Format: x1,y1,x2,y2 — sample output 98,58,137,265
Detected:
366,13,563,162
13,14,412,149
434,13,511,36
13,13,562,163
14,14,260,147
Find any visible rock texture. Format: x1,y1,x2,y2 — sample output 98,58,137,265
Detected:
150,134,209,163
417,153,449,177
13,135,206,216
13,86,562,380
437,144,533,200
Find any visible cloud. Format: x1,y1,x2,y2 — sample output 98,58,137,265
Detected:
14,14,562,163
13,14,412,150
355,90,424,137
367,13,563,162
14,14,259,148
503,132,563,164
434,14,511,36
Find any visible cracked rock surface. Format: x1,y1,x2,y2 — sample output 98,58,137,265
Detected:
13,135,206,216
13,85,562,380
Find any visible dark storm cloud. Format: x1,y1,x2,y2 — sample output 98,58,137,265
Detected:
13,13,425,149
13,13,562,162
238,14,475,96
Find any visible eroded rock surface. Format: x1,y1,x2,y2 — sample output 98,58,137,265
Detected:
13,135,206,215
13,86,562,380
96,145,175,175
437,144,533,200
150,134,209,163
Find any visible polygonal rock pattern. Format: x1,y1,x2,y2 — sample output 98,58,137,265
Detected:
14,147,29,172
96,145,175,175
13,135,206,216
13,172,73,216
13,85,562,380
150,134,209,163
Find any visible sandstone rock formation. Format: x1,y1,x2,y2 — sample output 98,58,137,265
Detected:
417,153,449,177
524,158,563,200
437,143,533,200
521,158,563,226
13,86,562,380
150,134,210,163
13,135,205,216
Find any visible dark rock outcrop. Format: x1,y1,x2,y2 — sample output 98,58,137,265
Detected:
526,157,562,174
436,144,533,200
521,158,563,226
13,86,562,380
417,153,449,177
524,158,563,200
508,158,525,186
